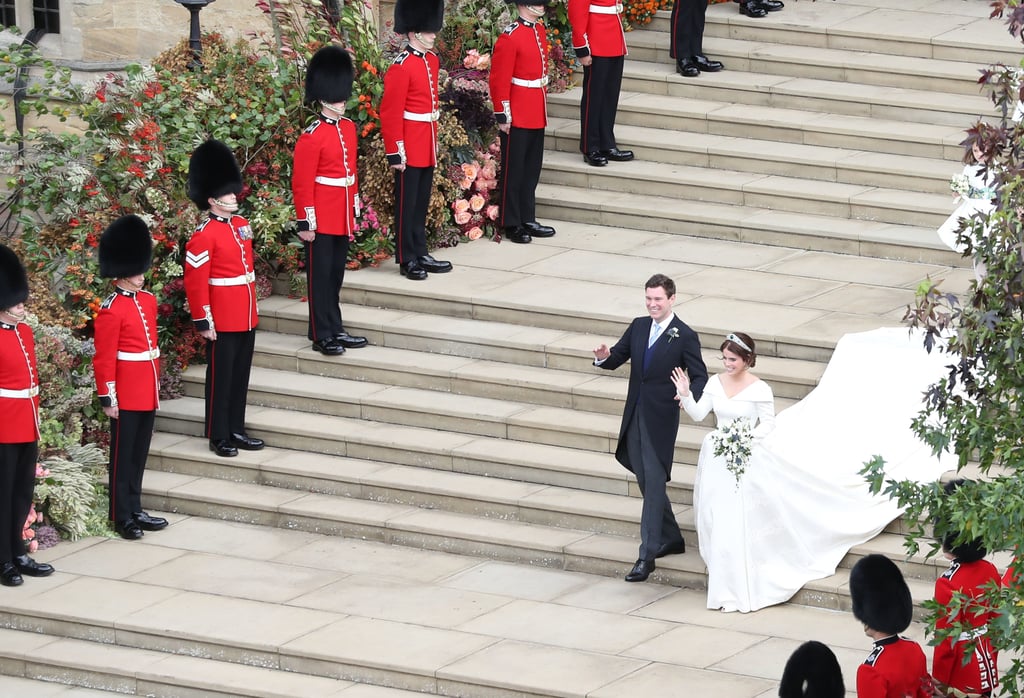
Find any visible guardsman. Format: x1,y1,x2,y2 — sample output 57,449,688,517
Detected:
184,139,265,458
0,244,54,586
380,0,453,281
568,0,633,166
850,554,935,698
670,0,725,77
94,215,168,540
293,45,369,354
489,0,558,244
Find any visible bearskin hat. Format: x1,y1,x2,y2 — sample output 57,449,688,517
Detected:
187,139,243,210
850,554,913,635
99,215,152,279
0,244,28,310
939,480,987,563
779,641,845,698
394,0,444,34
304,45,354,105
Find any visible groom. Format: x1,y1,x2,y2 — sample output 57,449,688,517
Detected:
593,274,708,582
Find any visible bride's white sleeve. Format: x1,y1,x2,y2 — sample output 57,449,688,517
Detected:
680,391,713,422
751,386,776,439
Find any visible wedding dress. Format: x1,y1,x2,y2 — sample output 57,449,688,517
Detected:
937,163,995,254
681,328,952,613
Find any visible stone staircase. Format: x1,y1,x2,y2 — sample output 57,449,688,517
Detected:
0,1,1016,695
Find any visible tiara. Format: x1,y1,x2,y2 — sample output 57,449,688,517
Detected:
725,333,752,353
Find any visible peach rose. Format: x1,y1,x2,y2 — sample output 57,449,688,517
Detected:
485,205,499,221
453,199,471,214
461,162,479,182
467,226,484,240
455,211,472,225
469,194,486,212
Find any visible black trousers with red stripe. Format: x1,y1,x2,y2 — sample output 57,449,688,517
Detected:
393,166,433,266
204,329,255,443
670,0,707,60
107,409,154,522
579,56,624,154
498,126,545,229
304,234,349,341
0,441,36,563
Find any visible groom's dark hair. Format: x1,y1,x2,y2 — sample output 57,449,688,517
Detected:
645,273,675,297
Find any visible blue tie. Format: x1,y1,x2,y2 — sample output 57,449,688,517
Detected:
643,323,661,373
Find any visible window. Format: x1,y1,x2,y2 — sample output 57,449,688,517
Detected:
0,0,15,28
32,0,57,34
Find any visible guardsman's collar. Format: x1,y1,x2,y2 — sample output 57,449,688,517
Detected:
209,213,231,223
319,114,339,125
0,320,13,330
518,17,536,27
406,45,426,58
114,286,137,298
873,635,899,647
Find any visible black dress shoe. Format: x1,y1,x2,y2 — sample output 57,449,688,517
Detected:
583,151,608,167
625,559,655,582
231,432,265,451
504,227,532,244
312,338,345,356
676,59,699,77
400,260,428,280
418,254,453,274
739,1,767,16
209,440,239,458
132,512,168,531
655,540,686,558
693,54,724,72
334,331,368,349
14,555,54,577
524,222,556,237
759,0,783,10
0,562,23,587
599,148,634,162
114,519,144,540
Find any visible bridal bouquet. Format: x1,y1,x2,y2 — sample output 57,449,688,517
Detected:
950,172,970,198
712,419,753,487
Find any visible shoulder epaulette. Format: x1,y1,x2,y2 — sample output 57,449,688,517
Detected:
195,218,212,233
304,120,322,135
940,560,961,581
393,50,410,65
100,292,118,310
502,22,519,35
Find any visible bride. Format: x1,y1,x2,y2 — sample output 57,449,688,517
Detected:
672,328,952,613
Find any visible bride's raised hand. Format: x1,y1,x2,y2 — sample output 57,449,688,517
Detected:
671,366,690,400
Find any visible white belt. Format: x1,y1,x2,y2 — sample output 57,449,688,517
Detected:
209,272,256,287
589,3,623,13
0,386,39,399
314,175,356,187
511,76,549,88
403,110,440,122
957,624,988,643
117,349,160,361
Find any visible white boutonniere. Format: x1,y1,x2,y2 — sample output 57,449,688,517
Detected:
666,327,680,343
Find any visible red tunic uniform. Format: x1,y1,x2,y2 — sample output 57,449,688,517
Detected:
933,559,1000,696
0,320,39,444
857,635,934,698
93,288,160,411
568,0,627,58
381,47,440,168
489,17,550,129
184,214,259,333
292,116,359,238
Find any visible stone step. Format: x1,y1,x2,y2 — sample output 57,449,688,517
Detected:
654,3,1022,66
548,118,955,195
626,32,988,96
546,90,966,160
539,149,953,228
615,59,990,128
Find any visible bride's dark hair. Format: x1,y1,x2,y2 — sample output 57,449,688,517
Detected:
720,332,756,368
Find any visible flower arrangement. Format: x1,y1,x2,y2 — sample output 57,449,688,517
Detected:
450,143,501,240
624,0,675,30
951,173,970,199
712,418,754,487
348,202,394,270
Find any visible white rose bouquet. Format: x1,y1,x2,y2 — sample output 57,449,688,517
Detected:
712,418,753,488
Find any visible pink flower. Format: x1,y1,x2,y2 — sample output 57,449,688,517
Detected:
485,205,499,221
476,54,491,70
453,199,470,214
461,162,479,182
455,211,472,225
469,194,486,212
482,163,497,180
27,539,37,553
464,49,481,69
467,226,484,240
476,178,494,193
458,179,472,190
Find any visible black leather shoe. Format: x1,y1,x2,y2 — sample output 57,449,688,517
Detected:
400,260,428,280
504,227,533,244
524,222,556,238
132,512,168,532
0,562,23,587
694,54,724,72
334,332,368,349
418,254,453,274
759,0,783,10
625,559,655,582
312,338,345,356
583,151,608,167
114,519,144,540
209,440,238,458
231,432,265,451
739,1,767,17
655,540,686,558
600,148,635,162
676,59,699,77
13,555,53,577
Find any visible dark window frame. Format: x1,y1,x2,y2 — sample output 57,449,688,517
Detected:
32,0,59,35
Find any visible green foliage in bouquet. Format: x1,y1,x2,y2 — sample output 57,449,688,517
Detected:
36,444,108,541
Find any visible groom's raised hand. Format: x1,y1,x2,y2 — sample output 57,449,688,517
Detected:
593,343,610,361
